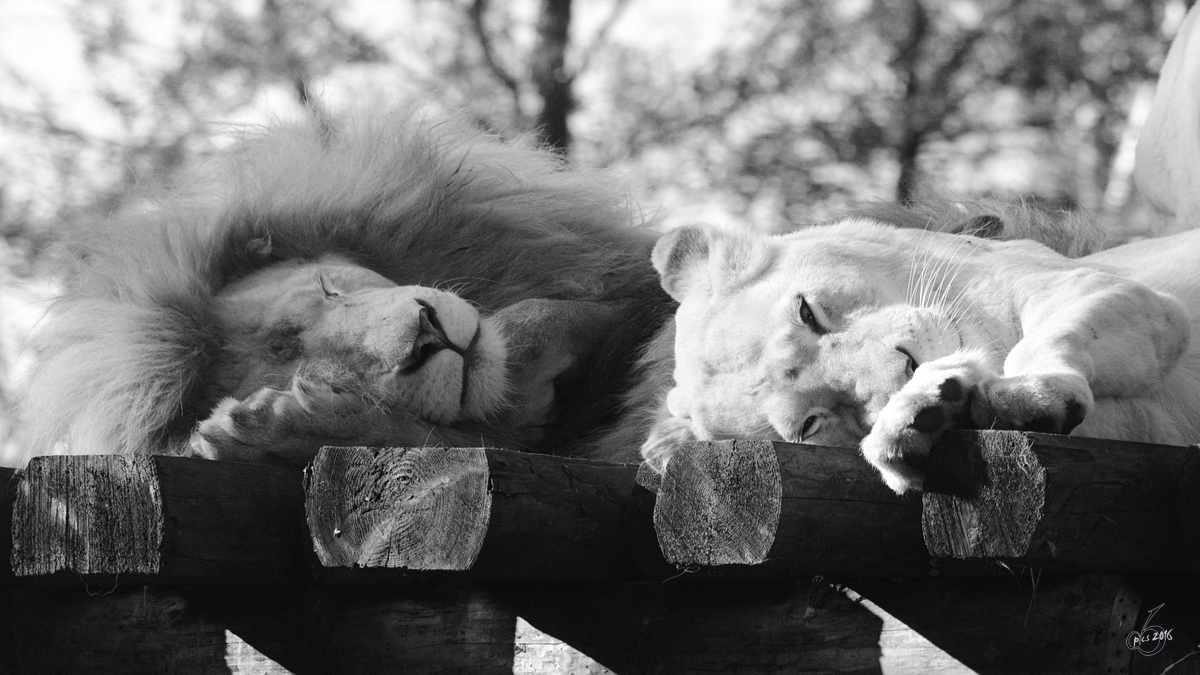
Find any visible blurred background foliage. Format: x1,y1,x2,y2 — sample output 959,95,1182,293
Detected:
0,0,1193,457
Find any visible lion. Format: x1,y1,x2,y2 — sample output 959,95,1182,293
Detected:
644,216,1200,494
19,109,674,467
17,106,1121,472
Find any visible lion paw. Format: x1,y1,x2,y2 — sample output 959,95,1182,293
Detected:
974,373,1091,434
190,379,368,462
861,358,984,494
863,355,1093,494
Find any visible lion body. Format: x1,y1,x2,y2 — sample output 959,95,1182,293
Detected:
20,110,673,466
649,219,1200,493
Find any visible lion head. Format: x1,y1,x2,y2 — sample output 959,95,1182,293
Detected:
207,256,509,425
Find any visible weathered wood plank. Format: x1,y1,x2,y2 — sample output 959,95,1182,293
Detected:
651,432,1199,576
923,432,1198,574
305,446,646,582
650,439,931,577
11,455,308,583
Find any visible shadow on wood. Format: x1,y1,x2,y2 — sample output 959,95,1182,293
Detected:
0,583,521,674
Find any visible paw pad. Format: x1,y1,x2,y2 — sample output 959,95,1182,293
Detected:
938,378,964,402
910,407,945,433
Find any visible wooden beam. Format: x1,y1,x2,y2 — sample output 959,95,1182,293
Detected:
5,573,1191,675
10,455,308,583
650,432,1200,576
305,446,648,582
0,583,523,674
922,431,1198,574
650,439,932,577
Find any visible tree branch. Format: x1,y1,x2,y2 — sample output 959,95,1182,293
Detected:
468,0,524,120
572,0,633,77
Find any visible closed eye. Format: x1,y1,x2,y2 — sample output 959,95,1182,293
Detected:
896,346,919,378
800,414,822,440
795,295,826,334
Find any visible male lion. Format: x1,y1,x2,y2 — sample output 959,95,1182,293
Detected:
645,218,1200,494
20,110,673,466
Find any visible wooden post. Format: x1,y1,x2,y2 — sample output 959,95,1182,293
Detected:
650,439,931,577
922,431,1198,574
305,446,646,582
10,455,308,583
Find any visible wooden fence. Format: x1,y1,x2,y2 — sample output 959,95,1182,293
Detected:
1,430,1198,674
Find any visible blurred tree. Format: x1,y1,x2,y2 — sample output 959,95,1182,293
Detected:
590,0,1173,230
462,0,631,153
72,0,384,204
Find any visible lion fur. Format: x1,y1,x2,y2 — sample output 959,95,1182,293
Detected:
20,109,671,465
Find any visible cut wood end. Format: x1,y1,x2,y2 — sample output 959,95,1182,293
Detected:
306,446,492,571
653,439,782,567
922,431,1044,559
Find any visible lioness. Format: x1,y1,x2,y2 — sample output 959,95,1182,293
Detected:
645,219,1200,493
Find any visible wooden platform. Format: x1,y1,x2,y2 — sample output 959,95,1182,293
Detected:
2,431,1198,674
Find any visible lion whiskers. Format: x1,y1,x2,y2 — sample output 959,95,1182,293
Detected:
905,233,990,354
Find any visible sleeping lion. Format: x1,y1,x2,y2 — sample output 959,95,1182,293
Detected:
644,219,1200,494
20,110,674,466
18,107,1148,478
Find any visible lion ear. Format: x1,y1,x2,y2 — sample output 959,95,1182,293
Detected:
948,214,1004,239
652,225,713,301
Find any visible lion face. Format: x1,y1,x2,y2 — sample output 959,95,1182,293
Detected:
653,221,982,447
209,256,509,426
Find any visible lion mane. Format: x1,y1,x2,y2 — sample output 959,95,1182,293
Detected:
20,109,674,466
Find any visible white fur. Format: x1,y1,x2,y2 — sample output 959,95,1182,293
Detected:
652,219,1200,493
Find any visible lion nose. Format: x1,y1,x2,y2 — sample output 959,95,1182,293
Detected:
399,302,463,373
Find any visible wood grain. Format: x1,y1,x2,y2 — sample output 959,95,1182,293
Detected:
923,432,1198,574
306,446,492,570
653,439,781,566
10,455,307,583
651,439,930,576
12,455,161,577
306,446,645,582
650,432,1200,576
